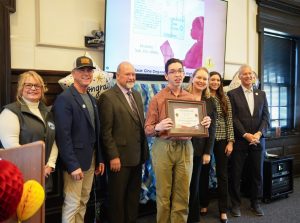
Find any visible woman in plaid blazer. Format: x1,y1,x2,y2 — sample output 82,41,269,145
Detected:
206,71,235,223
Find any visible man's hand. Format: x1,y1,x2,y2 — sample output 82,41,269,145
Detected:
95,163,105,175
244,133,260,146
201,116,211,129
202,154,211,165
244,133,255,142
71,168,84,181
155,118,173,131
253,131,262,141
110,158,121,172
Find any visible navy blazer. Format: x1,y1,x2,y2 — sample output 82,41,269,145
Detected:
227,86,270,140
53,84,103,173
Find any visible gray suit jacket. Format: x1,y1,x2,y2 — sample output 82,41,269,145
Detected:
98,84,149,166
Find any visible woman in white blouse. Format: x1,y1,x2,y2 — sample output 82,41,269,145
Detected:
0,71,58,192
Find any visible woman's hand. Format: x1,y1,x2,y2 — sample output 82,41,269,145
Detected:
201,116,211,129
225,141,233,156
44,165,54,178
202,154,211,165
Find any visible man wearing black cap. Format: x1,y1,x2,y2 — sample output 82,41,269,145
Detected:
53,56,105,223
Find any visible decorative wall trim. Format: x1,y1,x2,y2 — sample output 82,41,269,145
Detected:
35,0,103,51
225,61,245,66
36,42,103,51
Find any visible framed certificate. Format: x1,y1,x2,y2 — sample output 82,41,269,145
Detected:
166,99,208,137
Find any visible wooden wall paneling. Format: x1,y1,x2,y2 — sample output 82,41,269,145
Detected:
266,146,284,156
284,144,300,159
266,137,282,148
266,134,300,176
11,69,69,105
284,144,300,176
44,169,64,221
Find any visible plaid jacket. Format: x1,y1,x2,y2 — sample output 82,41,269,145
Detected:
213,95,234,142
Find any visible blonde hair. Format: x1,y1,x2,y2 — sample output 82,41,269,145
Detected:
186,67,210,98
16,71,48,103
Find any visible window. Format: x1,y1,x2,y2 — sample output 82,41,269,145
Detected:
263,33,295,130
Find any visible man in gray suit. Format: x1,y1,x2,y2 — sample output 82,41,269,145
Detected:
227,64,270,218
98,62,149,223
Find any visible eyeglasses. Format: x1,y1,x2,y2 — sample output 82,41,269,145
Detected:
23,83,42,90
168,69,185,75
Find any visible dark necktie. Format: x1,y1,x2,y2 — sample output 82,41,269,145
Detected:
127,91,141,123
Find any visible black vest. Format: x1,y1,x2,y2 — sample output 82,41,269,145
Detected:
1,100,56,192
1,100,55,163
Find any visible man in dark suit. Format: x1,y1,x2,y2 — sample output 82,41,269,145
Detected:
53,56,105,223
227,64,270,218
98,62,149,223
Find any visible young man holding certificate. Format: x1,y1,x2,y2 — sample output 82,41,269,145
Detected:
145,58,211,223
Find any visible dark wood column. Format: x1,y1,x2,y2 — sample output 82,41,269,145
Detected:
0,0,15,108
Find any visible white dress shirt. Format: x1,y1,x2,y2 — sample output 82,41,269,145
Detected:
241,85,254,116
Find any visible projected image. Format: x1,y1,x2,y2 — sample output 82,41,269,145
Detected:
161,16,204,69
104,0,227,77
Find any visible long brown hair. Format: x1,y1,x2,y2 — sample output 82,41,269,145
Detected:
209,71,228,116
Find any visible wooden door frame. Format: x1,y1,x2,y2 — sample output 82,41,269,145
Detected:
0,0,15,108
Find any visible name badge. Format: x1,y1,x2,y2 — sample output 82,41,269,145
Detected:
47,121,55,130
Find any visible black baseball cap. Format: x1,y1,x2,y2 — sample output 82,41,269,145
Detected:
73,56,96,70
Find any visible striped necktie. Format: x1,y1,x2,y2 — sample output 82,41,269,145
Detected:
127,91,141,123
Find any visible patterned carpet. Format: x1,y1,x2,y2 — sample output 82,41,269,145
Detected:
137,176,300,223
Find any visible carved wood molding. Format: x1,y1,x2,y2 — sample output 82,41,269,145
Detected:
1,0,16,12
256,0,300,15
256,0,300,35
0,0,16,108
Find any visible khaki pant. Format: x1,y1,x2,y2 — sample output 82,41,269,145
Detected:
62,155,95,223
152,138,193,223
